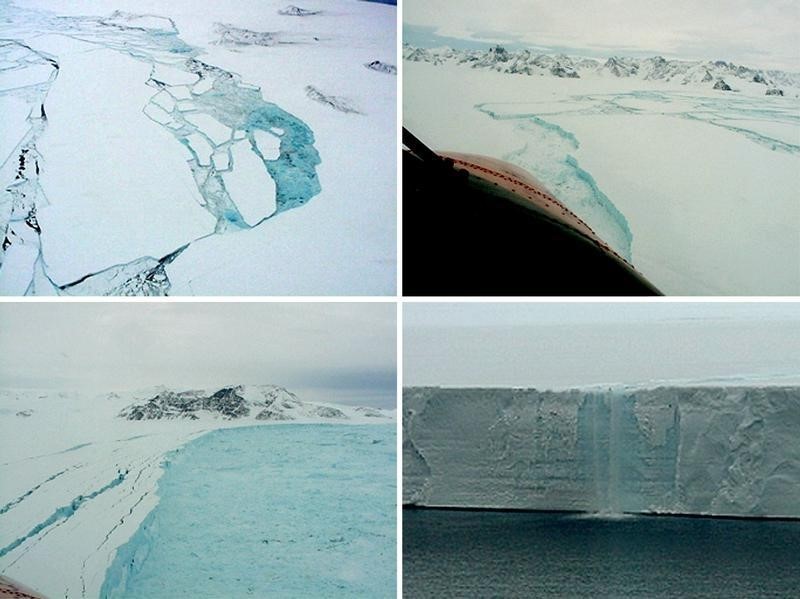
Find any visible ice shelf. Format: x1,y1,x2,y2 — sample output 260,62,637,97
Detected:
0,4,322,295
404,386,800,518
403,53,800,295
0,385,395,598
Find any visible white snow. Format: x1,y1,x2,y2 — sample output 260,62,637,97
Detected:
404,59,800,295
1,0,396,295
0,385,394,599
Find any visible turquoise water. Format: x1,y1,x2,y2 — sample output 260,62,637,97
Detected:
102,424,396,598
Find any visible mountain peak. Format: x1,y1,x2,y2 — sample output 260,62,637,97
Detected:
118,384,390,422
403,45,800,93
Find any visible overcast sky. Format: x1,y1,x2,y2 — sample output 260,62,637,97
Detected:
404,0,800,71
405,302,800,389
0,302,396,408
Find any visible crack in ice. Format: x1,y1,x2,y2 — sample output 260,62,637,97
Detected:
0,468,69,516
476,102,634,261
0,471,127,561
0,5,322,295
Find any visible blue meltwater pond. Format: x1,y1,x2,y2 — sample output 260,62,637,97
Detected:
102,424,396,598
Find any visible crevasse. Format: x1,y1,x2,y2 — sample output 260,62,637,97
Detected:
475,103,633,261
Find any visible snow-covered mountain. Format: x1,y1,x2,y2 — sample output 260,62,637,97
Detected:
403,44,800,95
118,384,389,421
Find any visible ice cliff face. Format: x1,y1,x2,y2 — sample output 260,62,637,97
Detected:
403,45,800,93
119,385,384,422
403,387,800,518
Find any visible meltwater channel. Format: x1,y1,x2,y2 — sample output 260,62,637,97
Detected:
101,424,395,598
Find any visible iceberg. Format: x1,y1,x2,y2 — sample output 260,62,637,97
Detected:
404,386,800,518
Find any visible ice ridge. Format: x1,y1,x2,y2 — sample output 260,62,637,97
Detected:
213,22,320,46
305,85,363,114
364,60,397,75
278,6,322,17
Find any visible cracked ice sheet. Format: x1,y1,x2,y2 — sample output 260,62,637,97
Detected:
162,1,396,294
404,62,800,295
33,41,214,285
0,388,394,598
0,390,209,599
12,0,396,295
546,112,800,295
0,96,32,164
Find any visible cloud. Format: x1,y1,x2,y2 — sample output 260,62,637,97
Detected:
0,302,396,407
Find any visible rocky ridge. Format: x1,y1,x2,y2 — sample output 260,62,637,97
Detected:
403,44,800,95
118,384,389,421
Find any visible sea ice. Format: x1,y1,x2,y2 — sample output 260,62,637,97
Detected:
101,424,396,598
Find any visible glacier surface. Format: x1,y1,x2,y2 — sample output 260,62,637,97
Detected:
404,49,800,294
403,386,800,518
0,0,396,295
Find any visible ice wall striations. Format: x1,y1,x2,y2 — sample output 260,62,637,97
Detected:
403,387,800,518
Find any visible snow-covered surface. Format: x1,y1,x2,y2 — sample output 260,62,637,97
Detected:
403,386,800,518
404,46,800,295
0,385,394,598
0,1,396,295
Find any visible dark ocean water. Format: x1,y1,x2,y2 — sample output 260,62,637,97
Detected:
403,509,800,598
